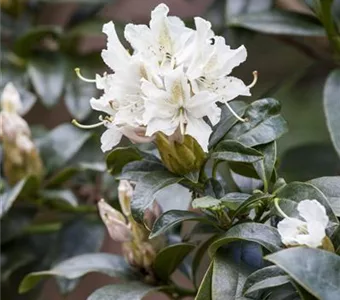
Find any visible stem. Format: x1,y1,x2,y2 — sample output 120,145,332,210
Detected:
318,0,340,59
24,222,62,234
165,284,196,299
273,198,289,219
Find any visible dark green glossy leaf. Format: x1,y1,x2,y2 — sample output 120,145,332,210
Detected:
228,10,325,36
106,147,142,175
253,142,277,190
131,171,181,222
212,140,263,163
266,248,340,300
275,182,338,224
150,210,214,239
212,250,251,300
308,176,340,216
209,223,282,256
192,235,218,287
28,54,66,107
324,69,340,157
219,192,251,210
45,167,80,188
19,253,136,294
226,98,288,147
243,266,290,297
38,123,91,172
204,178,225,199
230,193,272,221
154,243,195,281
196,262,213,300
64,76,96,121
209,101,247,148
119,159,166,181
87,282,157,300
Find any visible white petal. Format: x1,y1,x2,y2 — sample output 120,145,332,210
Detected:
185,116,212,152
124,24,153,53
101,22,130,71
90,96,116,116
277,217,306,246
120,126,155,144
298,199,329,228
220,45,247,76
219,76,251,102
145,117,178,137
296,221,326,248
100,125,123,152
186,91,218,119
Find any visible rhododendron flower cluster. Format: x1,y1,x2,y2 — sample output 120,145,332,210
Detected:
76,3,256,152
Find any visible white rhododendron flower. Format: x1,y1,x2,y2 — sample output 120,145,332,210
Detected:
277,199,329,248
74,3,254,152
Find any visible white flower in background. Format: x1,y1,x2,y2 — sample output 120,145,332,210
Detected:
74,3,254,152
142,67,220,151
276,199,329,248
0,82,23,113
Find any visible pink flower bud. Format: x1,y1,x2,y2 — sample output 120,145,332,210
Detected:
98,199,132,242
118,180,133,216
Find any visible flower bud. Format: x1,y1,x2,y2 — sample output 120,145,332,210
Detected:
1,84,43,185
1,83,22,114
155,132,206,175
98,199,132,242
118,180,133,216
143,201,162,230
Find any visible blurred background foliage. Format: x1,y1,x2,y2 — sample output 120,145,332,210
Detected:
1,0,340,299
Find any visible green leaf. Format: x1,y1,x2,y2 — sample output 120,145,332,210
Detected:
38,123,91,172
212,250,251,300
275,182,338,224
14,25,62,56
211,140,263,163
150,210,215,239
64,76,96,121
243,266,289,297
228,10,326,36
192,235,218,287
209,223,282,256
19,253,136,293
209,101,247,148
230,193,272,221
226,98,288,148
253,142,277,190
87,282,157,300
324,69,340,158
154,243,195,282
27,54,66,107
120,159,166,181
192,196,222,210
106,147,142,175
308,176,340,216
219,192,251,210
266,248,340,300
196,262,213,300
131,171,181,222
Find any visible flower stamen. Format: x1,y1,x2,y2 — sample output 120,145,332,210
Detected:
72,119,105,129
248,71,258,89
274,198,290,219
224,101,246,122
74,68,96,83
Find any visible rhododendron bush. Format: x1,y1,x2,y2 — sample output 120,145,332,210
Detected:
1,1,340,300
